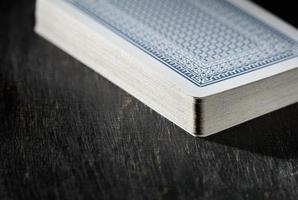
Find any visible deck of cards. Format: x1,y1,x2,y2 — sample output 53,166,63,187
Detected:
35,0,298,136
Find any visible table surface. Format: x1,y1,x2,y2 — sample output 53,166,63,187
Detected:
1,0,298,199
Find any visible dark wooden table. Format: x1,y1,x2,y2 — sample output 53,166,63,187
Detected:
1,1,298,199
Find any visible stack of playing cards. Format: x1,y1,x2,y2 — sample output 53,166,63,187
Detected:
35,0,298,136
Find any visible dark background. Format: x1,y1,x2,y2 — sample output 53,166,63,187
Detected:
1,0,298,199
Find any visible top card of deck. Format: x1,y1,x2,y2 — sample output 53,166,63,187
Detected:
64,0,298,97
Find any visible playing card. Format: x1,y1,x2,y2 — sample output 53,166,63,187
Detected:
64,0,298,97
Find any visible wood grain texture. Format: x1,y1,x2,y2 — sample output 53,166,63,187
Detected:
0,0,298,199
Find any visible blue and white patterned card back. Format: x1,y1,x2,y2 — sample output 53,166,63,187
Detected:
64,0,298,87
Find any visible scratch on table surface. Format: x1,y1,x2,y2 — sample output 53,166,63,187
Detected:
114,94,133,131
280,171,298,178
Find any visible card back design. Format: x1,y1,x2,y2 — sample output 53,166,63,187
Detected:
65,0,298,86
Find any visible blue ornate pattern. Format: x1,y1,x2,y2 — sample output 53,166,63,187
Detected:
65,0,298,87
